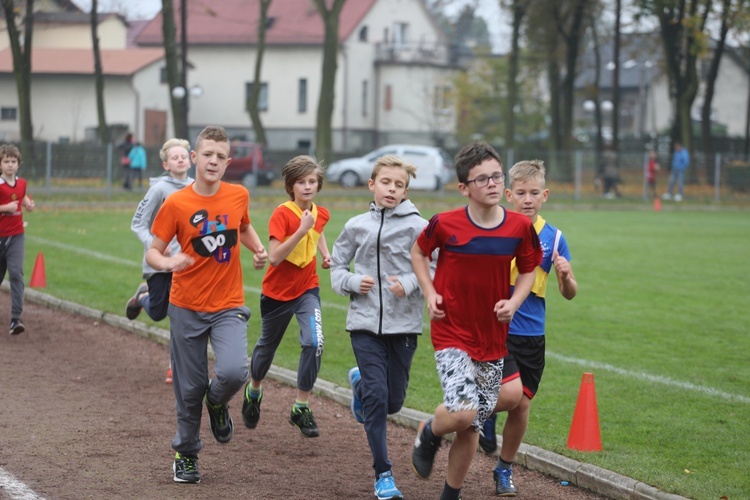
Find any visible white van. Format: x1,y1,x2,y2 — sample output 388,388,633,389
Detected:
326,144,454,190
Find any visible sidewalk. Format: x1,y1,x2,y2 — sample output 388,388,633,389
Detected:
23,286,687,500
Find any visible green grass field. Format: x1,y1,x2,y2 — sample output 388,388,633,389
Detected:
20,188,750,500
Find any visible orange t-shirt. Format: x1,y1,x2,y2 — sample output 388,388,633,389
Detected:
261,202,330,301
151,182,251,312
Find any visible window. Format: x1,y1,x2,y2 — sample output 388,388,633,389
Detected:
298,78,307,113
384,85,392,112
433,85,452,113
361,80,368,117
393,22,409,47
245,82,268,112
1,107,17,121
359,26,368,42
159,67,168,84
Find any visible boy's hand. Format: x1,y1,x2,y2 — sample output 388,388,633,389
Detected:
253,247,268,269
426,294,445,320
359,275,375,294
167,253,194,273
494,299,517,323
23,198,34,211
552,251,571,279
320,254,331,269
299,210,315,233
386,276,405,298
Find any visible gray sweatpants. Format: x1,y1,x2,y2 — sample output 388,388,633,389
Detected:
250,288,323,393
0,234,25,320
168,304,251,455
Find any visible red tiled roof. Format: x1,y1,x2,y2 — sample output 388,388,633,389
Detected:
0,48,164,75
135,0,378,46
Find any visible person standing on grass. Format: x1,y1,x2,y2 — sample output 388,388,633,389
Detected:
126,138,193,384
331,155,432,500
477,159,578,497
119,133,134,190
0,144,35,336
646,150,660,199
145,125,268,484
128,141,147,189
243,155,331,439
662,141,690,202
410,141,542,500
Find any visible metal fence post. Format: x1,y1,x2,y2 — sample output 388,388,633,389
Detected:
106,142,113,199
574,150,582,201
45,142,52,197
714,152,721,204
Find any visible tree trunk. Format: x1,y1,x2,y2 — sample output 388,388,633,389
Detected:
247,0,271,146
91,0,109,144
313,0,346,165
161,0,186,141
612,0,621,154
2,0,35,164
588,10,604,175
700,0,731,181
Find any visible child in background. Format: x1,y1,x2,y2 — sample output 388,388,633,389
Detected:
478,159,578,496
647,150,660,199
145,126,268,484
410,141,542,500
331,155,431,500
126,138,194,383
0,144,35,335
244,156,331,438
128,141,148,189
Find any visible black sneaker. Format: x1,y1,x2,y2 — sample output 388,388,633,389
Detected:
494,466,518,496
479,413,498,454
9,318,25,336
204,392,234,444
173,452,200,483
241,384,262,428
289,406,319,438
125,283,148,320
411,418,441,479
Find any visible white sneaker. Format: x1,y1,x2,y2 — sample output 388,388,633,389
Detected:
661,193,672,200
674,194,683,202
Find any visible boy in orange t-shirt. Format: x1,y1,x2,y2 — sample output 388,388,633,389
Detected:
243,155,331,438
146,126,268,484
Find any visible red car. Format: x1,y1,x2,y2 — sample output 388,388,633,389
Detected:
224,141,276,188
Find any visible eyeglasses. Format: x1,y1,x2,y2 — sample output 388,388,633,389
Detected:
466,173,505,188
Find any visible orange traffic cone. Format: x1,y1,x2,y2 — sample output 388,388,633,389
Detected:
29,252,47,288
567,372,602,451
653,197,662,211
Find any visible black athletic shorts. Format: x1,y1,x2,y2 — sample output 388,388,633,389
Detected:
504,334,546,399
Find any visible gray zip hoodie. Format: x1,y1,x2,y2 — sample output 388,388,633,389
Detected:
131,174,193,277
331,199,431,335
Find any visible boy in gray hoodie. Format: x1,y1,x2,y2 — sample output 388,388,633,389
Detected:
126,138,193,383
331,155,432,500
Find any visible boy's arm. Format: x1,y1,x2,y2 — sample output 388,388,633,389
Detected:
317,232,331,269
552,251,577,300
22,195,34,212
330,226,374,296
239,223,268,270
145,236,194,272
494,270,535,323
131,189,160,247
268,210,315,266
411,240,444,320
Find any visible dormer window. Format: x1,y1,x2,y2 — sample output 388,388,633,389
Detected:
359,26,368,42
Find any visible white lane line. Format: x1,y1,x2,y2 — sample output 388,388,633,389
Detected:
0,468,44,499
29,235,749,404
546,351,750,404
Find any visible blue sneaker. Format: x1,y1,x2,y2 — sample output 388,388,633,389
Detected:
479,412,498,453
347,367,364,424
374,470,403,500
494,466,518,496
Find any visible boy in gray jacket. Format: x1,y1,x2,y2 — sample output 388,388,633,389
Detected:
331,155,431,500
126,138,193,383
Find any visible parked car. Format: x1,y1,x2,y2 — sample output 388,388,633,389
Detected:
326,144,454,190
223,141,275,188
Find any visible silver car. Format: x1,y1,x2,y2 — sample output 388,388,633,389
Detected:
327,144,454,190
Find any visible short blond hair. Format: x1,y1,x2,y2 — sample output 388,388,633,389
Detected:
281,155,325,199
371,155,417,187
508,159,546,188
160,138,190,162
